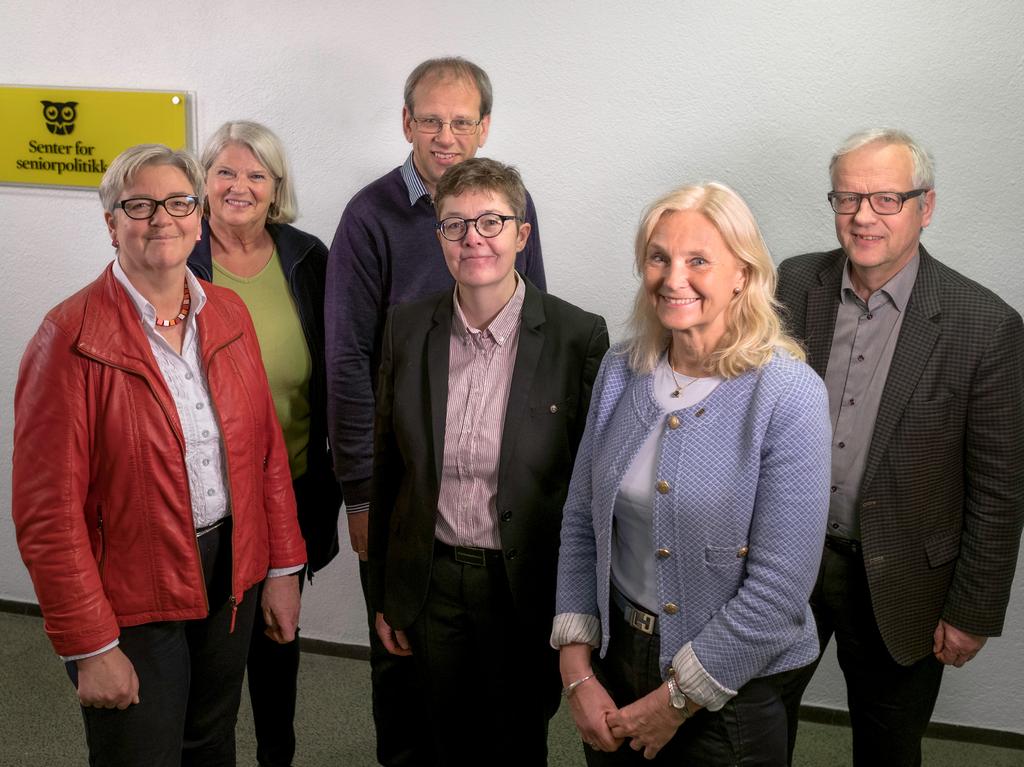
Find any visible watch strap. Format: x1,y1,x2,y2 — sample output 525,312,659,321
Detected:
666,676,693,720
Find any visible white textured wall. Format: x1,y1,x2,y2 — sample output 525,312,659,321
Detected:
2,0,1022,735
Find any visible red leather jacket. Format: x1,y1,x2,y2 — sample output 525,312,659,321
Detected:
12,265,306,657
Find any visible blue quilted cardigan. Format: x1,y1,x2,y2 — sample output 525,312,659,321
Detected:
554,345,831,703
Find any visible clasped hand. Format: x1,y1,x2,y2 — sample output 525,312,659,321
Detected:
570,678,687,760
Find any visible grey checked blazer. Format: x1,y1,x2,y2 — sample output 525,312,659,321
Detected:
777,246,1024,665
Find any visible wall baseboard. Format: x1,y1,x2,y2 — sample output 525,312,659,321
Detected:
798,704,1023,750
2,598,41,617
299,635,370,662
3,597,1020,750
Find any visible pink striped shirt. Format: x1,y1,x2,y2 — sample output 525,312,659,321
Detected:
435,276,526,549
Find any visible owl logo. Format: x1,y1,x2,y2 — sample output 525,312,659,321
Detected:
41,100,79,135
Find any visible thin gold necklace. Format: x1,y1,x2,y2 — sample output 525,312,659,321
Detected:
667,348,698,399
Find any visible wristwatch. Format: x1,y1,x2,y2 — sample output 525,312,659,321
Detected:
666,675,693,720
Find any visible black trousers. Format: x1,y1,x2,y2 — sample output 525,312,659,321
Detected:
586,599,790,766
780,544,945,767
69,519,258,767
404,542,561,767
359,559,434,766
246,570,306,767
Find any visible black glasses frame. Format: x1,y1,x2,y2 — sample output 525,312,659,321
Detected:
436,214,520,241
827,189,928,215
118,195,199,220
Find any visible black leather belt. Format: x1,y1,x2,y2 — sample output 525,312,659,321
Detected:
824,535,861,557
611,585,659,635
435,540,502,567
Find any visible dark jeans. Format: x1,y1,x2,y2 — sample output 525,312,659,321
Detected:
69,519,258,767
587,595,790,766
403,542,561,767
359,559,434,766
780,544,945,767
246,570,306,767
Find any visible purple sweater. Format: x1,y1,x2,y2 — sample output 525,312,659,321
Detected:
325,165,546,507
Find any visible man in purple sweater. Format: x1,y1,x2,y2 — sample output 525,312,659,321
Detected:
325,56,545,765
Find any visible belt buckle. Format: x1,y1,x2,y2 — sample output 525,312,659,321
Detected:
454,546,487,567
627,606,655,635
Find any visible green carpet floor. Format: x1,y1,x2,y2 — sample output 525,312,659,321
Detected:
2,612,1019,765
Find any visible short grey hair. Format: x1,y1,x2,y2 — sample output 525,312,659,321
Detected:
404,57,493,117
99,144,203,213
200,120,298,224
829,128,935,191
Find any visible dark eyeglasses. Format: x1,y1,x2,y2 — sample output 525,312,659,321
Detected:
827,189,928,215
118,195,199,220
436,214,519,241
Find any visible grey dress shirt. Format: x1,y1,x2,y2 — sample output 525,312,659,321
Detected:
823,255,919,540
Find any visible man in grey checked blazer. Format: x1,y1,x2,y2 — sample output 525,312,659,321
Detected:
776,128,1024,766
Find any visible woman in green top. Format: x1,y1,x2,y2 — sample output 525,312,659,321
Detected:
187,120,341,767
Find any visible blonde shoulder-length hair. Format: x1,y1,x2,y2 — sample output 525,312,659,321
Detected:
626,182,804,377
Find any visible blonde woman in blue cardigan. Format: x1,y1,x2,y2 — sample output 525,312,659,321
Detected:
552,183,831,766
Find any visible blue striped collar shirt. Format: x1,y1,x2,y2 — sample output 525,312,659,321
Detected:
400,153,431,206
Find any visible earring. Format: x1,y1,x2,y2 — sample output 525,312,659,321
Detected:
733,287,741,295
111,239,119,248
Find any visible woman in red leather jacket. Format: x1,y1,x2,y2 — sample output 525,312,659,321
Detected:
11,143,306,767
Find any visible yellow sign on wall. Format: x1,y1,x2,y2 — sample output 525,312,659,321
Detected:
1,85,192,189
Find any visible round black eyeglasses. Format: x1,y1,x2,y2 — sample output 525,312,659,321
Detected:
437,214,520,241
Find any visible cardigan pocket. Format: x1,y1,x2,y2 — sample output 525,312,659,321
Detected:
704,544,747,568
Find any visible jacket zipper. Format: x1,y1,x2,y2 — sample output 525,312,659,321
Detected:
96,505,106,578
205,342,240,636
76,354,188,455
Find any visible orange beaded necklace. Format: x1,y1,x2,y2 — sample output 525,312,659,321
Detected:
154,282,191,328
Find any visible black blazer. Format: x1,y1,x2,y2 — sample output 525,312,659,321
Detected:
777,246,1024,664
368,278,608,639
